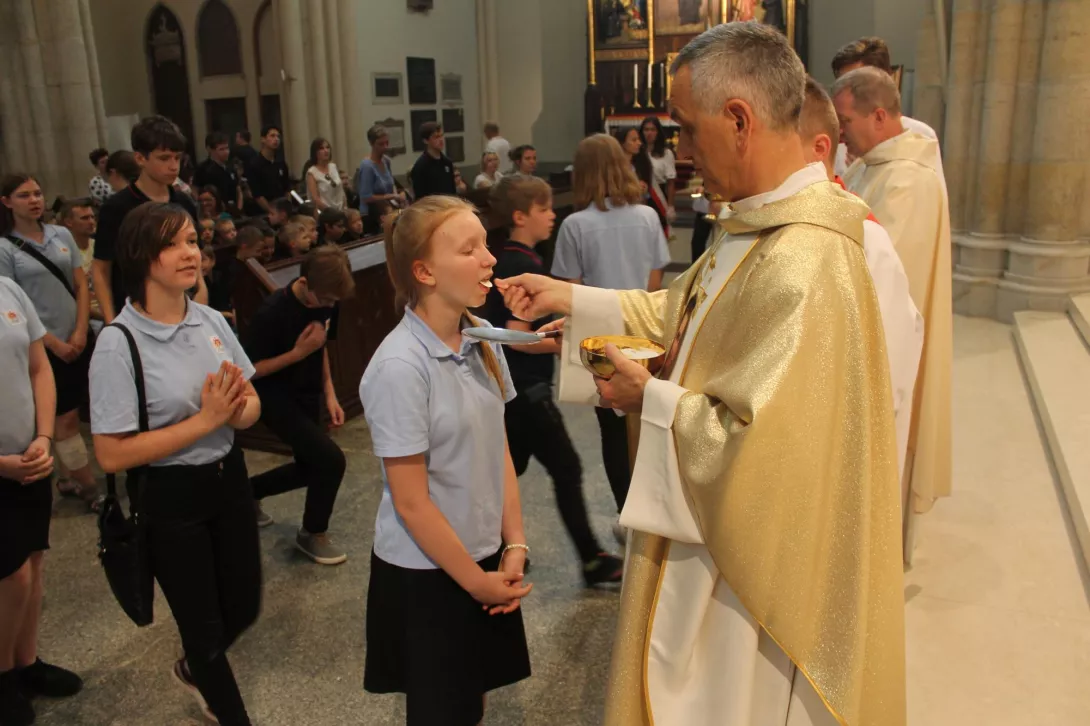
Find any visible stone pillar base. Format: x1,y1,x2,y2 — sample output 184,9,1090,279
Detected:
952,233,1090,322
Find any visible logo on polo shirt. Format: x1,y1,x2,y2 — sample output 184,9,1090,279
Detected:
3,309,24,326
209,334,230,360
59,247,69,253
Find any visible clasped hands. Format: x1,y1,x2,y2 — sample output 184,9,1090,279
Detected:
496,275,651,413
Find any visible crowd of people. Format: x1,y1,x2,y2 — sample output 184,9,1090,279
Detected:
0,23,948,726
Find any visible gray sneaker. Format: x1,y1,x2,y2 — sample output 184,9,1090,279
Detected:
295,530,347,565
254,501,274,528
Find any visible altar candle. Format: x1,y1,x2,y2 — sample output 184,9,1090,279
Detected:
633,64,639,91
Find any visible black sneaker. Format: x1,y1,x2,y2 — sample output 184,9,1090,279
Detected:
583,553,624,587
17,659,82,699
0,669,35,726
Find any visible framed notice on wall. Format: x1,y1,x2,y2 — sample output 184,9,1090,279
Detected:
406,57,437,105
445,136,465,163
442,108,465,134
410,109,438,151
376,117,406,156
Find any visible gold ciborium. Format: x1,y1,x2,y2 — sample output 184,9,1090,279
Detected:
579,336,666,380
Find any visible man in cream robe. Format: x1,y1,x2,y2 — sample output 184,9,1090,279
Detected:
801,77,924,485
498,24,905,726
833,67,953,520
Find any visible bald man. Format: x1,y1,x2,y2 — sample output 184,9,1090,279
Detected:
832,66,952,528
801,78,922,493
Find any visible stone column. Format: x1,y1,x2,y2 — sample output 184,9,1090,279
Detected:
14,0,61,195
485,0,500,124
943,0,986,233
277,0,311,174
912,0,945,139
323,0,348,168
306,0,332,140
49,0,102,196
337,0,366,168
78,0,107,149
0,0,29,172
1002,0,1045,236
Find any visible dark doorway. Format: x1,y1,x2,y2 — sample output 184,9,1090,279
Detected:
145,5,196,155
206,97,248,141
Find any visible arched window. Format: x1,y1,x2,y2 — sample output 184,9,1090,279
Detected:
145,4,195,152
197,0,243,77
254,0,278,80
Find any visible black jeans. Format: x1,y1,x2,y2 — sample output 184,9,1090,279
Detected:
249,391,346,534
594,407,632,512
505,387,602,563
691,212,715,263
141,446,261,726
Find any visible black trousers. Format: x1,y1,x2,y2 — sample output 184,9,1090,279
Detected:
691,212,715,263
249,391,346,534
505,388,602,563
141,446,261,726
594,407,632,513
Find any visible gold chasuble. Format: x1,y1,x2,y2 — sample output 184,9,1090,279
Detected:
568,174,905,726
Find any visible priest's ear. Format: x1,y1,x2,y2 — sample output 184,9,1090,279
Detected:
723,98,756,147
812,133,834,166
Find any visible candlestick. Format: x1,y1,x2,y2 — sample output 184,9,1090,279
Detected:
646,63,655,108
632,63,642,109
660,63,666,103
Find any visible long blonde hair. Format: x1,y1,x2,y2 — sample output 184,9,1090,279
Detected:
383,196,506,397
572,133,643,212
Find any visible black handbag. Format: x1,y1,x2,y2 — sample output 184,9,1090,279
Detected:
96,323,154,627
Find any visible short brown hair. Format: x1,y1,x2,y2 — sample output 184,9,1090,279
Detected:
800,77,839,143
489,175,552,230
483,122,499,136
831,37,892,76
116,202,194,307
236,225,265,250
278,222,304,247
419,121,442,143
58,197,94,222
301,245,355,299
572,134,642,212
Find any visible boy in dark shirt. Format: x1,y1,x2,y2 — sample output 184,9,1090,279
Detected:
483,175,623,587
194,132,242,213
408,122,467,200
243,247,355,564
246,126,291,216
316,208,347,246
92,115,203,322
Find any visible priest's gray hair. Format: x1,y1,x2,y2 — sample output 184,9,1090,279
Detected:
830,66,902,116
670,22,805,132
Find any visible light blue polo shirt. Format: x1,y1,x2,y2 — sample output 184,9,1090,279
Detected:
550,201,671,290
89,299,256,467
0,224,82,340
0,278,47,457
360,307,516,570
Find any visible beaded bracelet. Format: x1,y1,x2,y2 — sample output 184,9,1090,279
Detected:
501,543,530,558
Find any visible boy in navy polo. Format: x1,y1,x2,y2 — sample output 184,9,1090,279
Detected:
483,175,622,587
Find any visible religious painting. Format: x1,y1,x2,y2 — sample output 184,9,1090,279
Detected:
596,0,650,47
656,0,709,35
731,0,807,66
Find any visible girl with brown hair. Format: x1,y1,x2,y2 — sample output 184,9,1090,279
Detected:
359,196,532,726
551,133,670,515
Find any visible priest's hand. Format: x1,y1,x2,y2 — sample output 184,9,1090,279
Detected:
595,344,652,414
495,275,573,322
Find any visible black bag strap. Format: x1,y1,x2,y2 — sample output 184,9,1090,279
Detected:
5,235,76,299
104,323,149,499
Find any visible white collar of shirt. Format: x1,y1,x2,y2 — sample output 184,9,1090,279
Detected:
9,223,62,248
863,130,912,164
121,299,203,342
718,162,828,218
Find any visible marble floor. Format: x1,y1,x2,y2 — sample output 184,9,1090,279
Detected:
29,316,1090,725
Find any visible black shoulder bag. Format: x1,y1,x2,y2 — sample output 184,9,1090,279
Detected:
96,323,154,627
6,236,76,298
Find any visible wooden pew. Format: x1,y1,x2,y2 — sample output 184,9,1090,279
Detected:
233,235,400,454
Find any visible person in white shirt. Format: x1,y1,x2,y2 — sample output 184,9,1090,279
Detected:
640,116,678,222
830,36,944,182
474,152,504,189
483,122,512,174
305,138,347,211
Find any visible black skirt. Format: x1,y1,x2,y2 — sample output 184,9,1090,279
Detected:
364,549,531,726
47,342,91,416
0,475,52,580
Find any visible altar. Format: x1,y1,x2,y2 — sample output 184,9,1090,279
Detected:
584,1,809,135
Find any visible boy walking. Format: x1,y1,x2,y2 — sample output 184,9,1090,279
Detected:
483,176,623,586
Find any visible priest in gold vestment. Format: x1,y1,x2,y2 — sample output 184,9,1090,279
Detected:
498,24,905,726
833,67,953,520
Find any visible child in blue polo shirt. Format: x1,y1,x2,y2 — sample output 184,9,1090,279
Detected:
89,202,261,726
360,196,532,726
